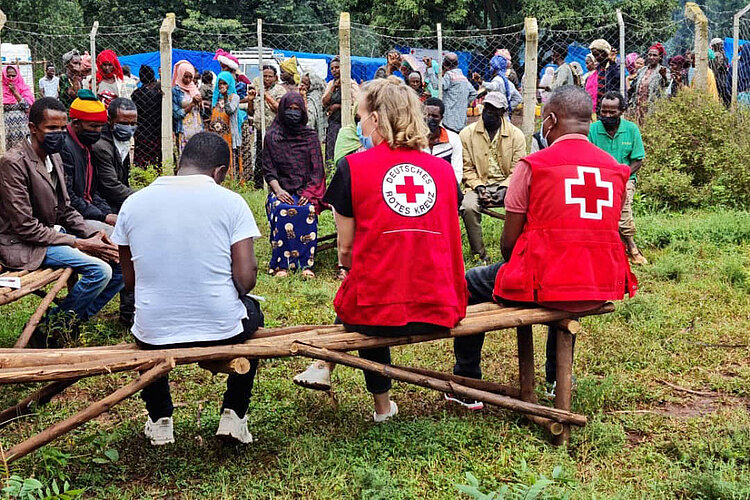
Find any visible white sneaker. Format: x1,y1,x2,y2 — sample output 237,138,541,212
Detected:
293,361,332,391
373,401,398,423
216,409,254,444
144,417,174,446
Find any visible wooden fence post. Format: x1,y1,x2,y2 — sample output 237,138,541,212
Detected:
685,2,708,91
522,17,538,150
437,23,443,100
732,3,750,111
0,9,6,156
257,19,265,141
616,9,626,97
339,12,353,128
89,22,98,96
159,13,176,173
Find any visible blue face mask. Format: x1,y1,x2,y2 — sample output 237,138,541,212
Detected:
356,122,374,150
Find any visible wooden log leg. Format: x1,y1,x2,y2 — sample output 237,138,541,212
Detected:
393,364,520,399
517,326,564,436
4,358,174,464
291,342,587,426
553,327,574,446
15,269,74,348
0,380,77,427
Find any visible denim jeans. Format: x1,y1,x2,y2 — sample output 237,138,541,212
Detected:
42,244,124,322
137,296,264,420
456,262,575,384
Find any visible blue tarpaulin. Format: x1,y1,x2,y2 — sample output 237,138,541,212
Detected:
724,36,748,64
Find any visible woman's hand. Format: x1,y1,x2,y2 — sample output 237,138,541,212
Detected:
298,195,309,206
193,94,203,105
275,188,294,205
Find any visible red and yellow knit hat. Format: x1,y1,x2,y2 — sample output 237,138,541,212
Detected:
69,89,107,122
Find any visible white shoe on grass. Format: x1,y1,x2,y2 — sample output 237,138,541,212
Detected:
293,361,332,391
373,401,398,423
216,409,254,444
144,416,174,446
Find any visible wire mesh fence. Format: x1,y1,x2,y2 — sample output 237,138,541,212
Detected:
0,4,746,164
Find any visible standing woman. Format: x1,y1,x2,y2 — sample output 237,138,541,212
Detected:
209,71,241,179
323,57,358,166
583,53,598,113
2,66,35,150
93,50,123,108
631,44,669,124
300,73,327,144
59,50,83,109
263,92,326,279
172,60,203,156
131,66,163,169
293,77,467,421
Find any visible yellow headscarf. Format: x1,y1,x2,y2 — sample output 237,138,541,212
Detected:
280,56,301,85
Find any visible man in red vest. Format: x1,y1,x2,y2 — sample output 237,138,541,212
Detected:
448,86,638,408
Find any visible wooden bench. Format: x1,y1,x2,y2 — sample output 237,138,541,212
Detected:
0,266,74,348
0,301,614,463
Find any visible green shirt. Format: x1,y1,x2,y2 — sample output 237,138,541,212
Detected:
588,118,645,181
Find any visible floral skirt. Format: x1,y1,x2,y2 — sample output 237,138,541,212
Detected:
266,193,318,273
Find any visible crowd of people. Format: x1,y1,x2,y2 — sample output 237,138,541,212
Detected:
0,34,745,444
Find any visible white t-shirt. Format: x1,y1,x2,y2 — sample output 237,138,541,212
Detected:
111,175,261,345
39,76,59,98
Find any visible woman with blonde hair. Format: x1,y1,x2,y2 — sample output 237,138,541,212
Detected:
293,76,468,421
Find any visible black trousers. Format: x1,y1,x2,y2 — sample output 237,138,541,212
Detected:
338,318,449,395
137,296,264,420
455,262,576,384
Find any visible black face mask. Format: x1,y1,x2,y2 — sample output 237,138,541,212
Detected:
40,131,67,154
426,118,441,134
112,123,137,141
601,116,621,130
482,110,501,131
77,129,102,145
284,109,303,125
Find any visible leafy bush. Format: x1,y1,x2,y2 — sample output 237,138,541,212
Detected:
639,91,750,210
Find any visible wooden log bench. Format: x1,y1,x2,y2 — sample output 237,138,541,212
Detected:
0,266,74,349
0,301,615,463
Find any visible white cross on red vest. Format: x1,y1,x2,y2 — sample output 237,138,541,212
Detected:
564,166,614,220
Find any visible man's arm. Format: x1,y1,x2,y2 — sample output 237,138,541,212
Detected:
460,131,481,191
629,159,643,176
500,211,527,262
119,245,135,292
61,148,108,222
630,127,646,175
93,146,135,207
335,212,355,269
451,135,464,184
231,238,257,296
467,81,478,104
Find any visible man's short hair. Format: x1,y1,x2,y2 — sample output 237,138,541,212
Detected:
29,97,67,126
443,53,459,69
179,132,230,172
546,85,593,121
263,65,277,75
201,70,213,84
424,97,445,116
107,97,138,121
45,62,55,70
602,91,626,110
122,65,131,76
553,42,568,58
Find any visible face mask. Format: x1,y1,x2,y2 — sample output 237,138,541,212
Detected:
284,109,303,125
601,116,621,130
482,110,501,130
77,129,102,145
40,131,66,154
541,114,555,145
112,123,136,141
426,118,441,134
356,122,374,150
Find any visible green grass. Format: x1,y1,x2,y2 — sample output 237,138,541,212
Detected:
1,188,748,499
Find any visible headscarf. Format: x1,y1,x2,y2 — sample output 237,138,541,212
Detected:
96,49,123,83
488,55,512,113
333,102,361,166
214,49,239,71
625,52,639,74
589,39,612,53
710,38,724,49
496,49,512,63
81,52,92,73
139,65,156,85
649,43,667,59
266,92,327,212
172,60,201,99
280,56,301,85
2,65,35,105
62,49,80,67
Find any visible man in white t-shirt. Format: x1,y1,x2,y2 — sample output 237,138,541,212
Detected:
112,132,263,446
38,64,60,99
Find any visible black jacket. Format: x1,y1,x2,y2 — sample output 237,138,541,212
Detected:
92,125,134,213
60,128,112,222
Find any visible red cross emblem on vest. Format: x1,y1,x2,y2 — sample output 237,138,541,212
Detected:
564,166,613,220
395,176,424,203
382,163,437,217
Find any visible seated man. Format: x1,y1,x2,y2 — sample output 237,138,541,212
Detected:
449,86,638,408
0,98,122,346
459,92,526,262
60,90,118,231
93,97,137,213
423,97,463,184
112,132,264,446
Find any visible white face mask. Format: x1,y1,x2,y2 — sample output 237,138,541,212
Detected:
541,113,556,145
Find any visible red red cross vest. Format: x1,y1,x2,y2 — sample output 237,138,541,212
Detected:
333,142,468,328
494,136,638,303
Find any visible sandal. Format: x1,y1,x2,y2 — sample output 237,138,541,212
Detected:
274,270,289,278
301,269,315,279
336,266,349,281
